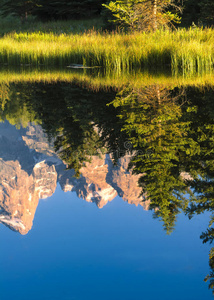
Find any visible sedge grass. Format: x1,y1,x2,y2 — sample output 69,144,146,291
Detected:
0,28,213,74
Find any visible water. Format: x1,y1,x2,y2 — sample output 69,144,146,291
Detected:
0,75,214,299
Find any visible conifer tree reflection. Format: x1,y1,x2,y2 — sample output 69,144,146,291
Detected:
111,84,198,232
205,248,214,294
189,197,214,294
47,84,127,175
0,82,40,127
0,82,10,111
187,177,214,292
182,86,214,294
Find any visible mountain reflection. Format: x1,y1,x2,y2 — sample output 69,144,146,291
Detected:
1,80,214,291
0,121,149,234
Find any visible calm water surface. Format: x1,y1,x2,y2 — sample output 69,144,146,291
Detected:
0,188,212,300
0,77,214,299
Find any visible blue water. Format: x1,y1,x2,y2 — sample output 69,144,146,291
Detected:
0,184,212,300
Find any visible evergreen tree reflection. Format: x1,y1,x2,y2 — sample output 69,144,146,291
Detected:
110,84,198,232
182,87,214,293
0,82,128,175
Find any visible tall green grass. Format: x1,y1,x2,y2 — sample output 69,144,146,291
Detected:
0,28,213,74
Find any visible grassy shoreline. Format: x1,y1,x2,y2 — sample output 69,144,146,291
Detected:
0,28,214,74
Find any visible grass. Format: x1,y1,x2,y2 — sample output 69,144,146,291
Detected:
0,28,214,74
0,16,214,74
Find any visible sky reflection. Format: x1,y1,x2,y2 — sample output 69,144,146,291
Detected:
0,184,212,300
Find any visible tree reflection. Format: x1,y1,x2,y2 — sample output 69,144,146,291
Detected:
0,82,10,110
110,84,197,232
0,82,128,175
0,82,40,127
179,86,214,293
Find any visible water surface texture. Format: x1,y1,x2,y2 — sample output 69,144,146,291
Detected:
0,77,214,299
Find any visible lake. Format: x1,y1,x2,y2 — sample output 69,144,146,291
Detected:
0,70,214,299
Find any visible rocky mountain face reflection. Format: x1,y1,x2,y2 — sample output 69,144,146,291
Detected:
0,121,149,234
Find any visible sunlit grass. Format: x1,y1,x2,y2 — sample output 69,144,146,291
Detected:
0,27,213,74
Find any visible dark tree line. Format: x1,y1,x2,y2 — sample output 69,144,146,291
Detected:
0,0,213,26
179,0,214,26
0,0,108,21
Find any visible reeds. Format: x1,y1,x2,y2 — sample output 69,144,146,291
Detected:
0,28,213,74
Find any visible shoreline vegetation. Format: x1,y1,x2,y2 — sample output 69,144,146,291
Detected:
0,21,213,74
